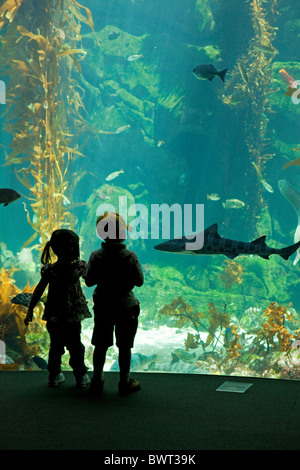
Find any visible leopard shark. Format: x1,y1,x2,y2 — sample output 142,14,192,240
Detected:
154,223,300,260
278,179,300,265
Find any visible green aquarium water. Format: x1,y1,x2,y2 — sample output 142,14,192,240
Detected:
1,0,300,380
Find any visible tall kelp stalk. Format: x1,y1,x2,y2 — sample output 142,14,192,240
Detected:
0,0,96,248
222,0,279,235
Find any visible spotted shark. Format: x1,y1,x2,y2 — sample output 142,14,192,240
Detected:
154,223,300,260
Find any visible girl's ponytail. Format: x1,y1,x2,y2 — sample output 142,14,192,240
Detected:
41,241,52,265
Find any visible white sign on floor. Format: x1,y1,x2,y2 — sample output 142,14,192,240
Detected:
216,381,253,393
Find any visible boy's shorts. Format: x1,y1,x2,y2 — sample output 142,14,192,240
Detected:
92,305,139,349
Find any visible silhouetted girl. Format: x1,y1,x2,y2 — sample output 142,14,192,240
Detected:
24,229,91,387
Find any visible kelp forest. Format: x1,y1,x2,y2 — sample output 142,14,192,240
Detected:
1,0,300,380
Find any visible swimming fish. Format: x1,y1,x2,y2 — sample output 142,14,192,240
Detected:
0,188,21,206
147,358,201,374
261,180,274,193
207,193,221,201
115,125,131,134
192,64,228,82
253,44,277,54
279,69,294,87
282,157,300,170
222,199,245,209
32,356,48,370
11,293,33,307
110,353,157,371
52,25,65,40
224,327,235,347
229,88,248,106
154,223,300,261
237,60,248,84
251,162,274,193
127,54,143,62
284,86,298,97
11,292,47,307
108,31,120,40
278,179,300,265
105,169,124,181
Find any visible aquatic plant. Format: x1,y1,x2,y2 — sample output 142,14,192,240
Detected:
218,260,244,290
158,297,242,359
158,296,206,350
0,0,96,249
256,301,300,353
158,89,184,114
0,267,45,366
222,0,279,233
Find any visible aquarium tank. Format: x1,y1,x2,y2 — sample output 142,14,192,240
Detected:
1,0,300,381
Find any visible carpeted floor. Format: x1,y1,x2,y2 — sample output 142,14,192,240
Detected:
0,371,299,451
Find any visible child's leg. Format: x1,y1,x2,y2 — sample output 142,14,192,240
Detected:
116,306,141,394
66,322,88,378
89,345,108,393
93,345,108,380
118,346,131,383
46,321,64,378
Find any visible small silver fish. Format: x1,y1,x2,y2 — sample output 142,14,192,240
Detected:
262,180,274,193
207,193,221,201
222,199,245,209
52,25,65,40
105,169,124,181
127,54,143,62
237,60,248,84
115,125,131,134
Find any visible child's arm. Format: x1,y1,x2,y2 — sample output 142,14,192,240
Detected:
24,276,48,325
132,255,144,287
83,254,98,287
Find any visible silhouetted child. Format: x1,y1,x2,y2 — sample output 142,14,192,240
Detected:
84,211,144,395
24,229,91,388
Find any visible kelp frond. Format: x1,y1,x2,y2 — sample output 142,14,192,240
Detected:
0,0,24,30
0,0,96,248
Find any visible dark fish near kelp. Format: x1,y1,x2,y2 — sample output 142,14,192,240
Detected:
11,292,47,307
0,188,21,206
108,31,120,40
192,64,227,82
32,356,48,370
11,293,34,307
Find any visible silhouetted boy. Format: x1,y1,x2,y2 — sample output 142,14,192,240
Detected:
84,212,144,395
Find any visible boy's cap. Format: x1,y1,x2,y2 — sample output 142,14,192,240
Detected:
96,212,132,231
96,211,132,241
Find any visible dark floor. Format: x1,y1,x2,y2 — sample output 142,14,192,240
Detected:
0,371,299,451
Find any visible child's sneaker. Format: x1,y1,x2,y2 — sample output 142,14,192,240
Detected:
76,373,91,388
48,372,65,387
118,378,141,396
